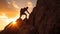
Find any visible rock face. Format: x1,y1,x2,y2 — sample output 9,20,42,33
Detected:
1,18,35,34
0,0,60,34
28,0,60,34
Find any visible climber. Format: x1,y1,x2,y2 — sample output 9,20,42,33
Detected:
20,7,29,18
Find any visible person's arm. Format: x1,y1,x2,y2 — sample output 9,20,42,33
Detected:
27,10,30,14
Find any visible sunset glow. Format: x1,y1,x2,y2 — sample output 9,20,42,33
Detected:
0,13,19,31
0,0,37,31
12,21,16,25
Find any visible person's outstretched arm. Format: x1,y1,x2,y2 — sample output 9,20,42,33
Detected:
27,10,30,14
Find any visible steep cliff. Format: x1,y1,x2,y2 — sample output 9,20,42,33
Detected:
28,0,60,34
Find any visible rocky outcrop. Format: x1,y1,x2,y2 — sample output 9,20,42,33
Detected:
1,18,34,34
28,0,60,34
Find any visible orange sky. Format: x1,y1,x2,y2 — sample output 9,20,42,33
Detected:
0,0,37,31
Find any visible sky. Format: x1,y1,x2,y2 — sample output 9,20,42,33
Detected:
0,0,37,31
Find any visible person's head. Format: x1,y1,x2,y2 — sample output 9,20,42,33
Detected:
26,7,28,9
24,7,28,11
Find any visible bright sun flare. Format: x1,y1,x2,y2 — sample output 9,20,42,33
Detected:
0,13,19,31
0,13,27,31
12,21,16,25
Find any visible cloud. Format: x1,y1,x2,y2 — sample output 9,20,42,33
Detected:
27,2,33,8
8,1,11,4
7,0,20,10
11,1,20,9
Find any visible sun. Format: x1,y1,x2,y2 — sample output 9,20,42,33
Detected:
12,21,16,25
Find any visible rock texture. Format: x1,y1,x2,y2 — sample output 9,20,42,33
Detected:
1,17,35,34
28,0,60,34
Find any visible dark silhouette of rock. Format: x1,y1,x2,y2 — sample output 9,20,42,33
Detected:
28,0,60,34
1,17,35,34
1,18,22,34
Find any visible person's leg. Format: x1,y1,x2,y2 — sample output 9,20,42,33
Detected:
20,13,22,18
23,13,27,18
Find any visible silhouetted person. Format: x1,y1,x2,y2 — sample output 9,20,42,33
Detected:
20,7,29,18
